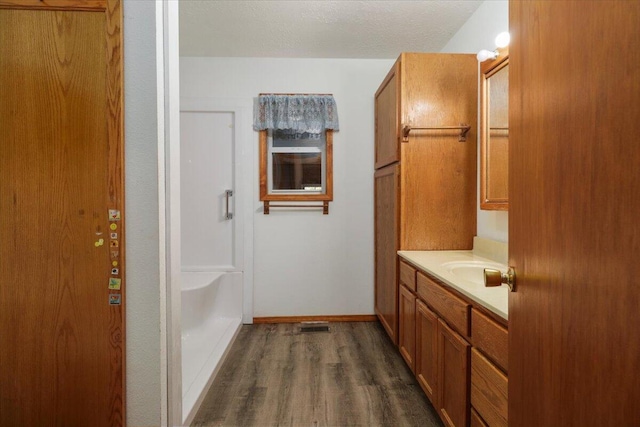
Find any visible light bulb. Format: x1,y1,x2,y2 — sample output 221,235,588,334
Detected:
495,32,511,48
476,49,498,62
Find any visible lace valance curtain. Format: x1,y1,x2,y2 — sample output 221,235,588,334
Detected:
253,94,339,138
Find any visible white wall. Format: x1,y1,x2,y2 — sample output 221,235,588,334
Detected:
441,0,509,243
180,58,394,317
123,0,162,425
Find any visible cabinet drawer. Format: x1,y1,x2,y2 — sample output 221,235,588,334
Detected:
417,272,470,337
471,348,508,427
399,260,417,292
471,309,508,373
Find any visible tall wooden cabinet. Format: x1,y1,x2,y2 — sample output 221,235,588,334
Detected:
374,53,477,344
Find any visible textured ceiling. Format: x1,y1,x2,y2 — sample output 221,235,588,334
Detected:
180,1,483,59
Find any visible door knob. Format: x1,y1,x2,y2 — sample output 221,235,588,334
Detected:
484,267,516,292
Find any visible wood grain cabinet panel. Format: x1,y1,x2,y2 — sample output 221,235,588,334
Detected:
399,260,417,292
471,348,508,427
398,53,477,251
471,408,489,427
374,164,399,343
438,318,471,427
417,272,470,337
375,62,400,169
416,299,439,405
398,284,416,372
471,308,508,373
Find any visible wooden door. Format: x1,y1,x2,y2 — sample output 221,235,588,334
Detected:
0,2,125,426
374,61,399,169
374,164,399,344
415,299,438,405
398,284,416,372
437,319,470,427
509,1,640,425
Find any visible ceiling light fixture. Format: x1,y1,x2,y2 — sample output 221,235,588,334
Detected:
477,31,510,62
476,49,498,62
494,32,511,48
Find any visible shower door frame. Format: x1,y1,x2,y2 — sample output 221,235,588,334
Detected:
180,107,243,272
179,97,254,311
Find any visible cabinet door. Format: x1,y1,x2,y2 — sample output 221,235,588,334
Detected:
375,61,399,168
399,53,477,251
438,319,471,427
416,299,438,405
398,284,416,372
374,164,399,343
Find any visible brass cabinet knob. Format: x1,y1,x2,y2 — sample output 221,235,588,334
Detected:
484,267,516,292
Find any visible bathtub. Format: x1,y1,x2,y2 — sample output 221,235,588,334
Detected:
181,271,243,426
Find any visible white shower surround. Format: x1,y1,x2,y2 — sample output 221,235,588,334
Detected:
177,98,253,425
180,271,242,426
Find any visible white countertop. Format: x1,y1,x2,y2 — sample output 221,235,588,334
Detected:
398,250,509,320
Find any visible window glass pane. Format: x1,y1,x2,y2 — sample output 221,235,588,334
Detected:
272,153,322,191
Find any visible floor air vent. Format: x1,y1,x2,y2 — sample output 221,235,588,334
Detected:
299,321,330,333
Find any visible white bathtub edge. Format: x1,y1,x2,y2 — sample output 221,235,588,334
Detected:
181,319,242,426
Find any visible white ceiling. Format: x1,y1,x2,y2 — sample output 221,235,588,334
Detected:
180,1,483,59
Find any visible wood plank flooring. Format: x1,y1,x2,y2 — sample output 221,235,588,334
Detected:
191,321,443,427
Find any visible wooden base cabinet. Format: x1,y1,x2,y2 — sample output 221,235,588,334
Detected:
416,299,439,404
438,319,471,427
398,261,418,371
470,349,508,427
398,284,416,372
415,301,471,427
470,309,509,426
411,267,511,427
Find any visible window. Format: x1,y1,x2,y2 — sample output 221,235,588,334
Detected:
253,94,338,214
269,130,325,193
259,129,333,205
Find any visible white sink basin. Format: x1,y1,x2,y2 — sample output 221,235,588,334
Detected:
441,260,506,286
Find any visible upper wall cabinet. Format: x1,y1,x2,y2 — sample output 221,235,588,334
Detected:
374,53,478,250
480,49,509,210
375,64,400,168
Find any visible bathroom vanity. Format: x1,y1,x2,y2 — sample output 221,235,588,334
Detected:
397,244,509,427
373,52,506,426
